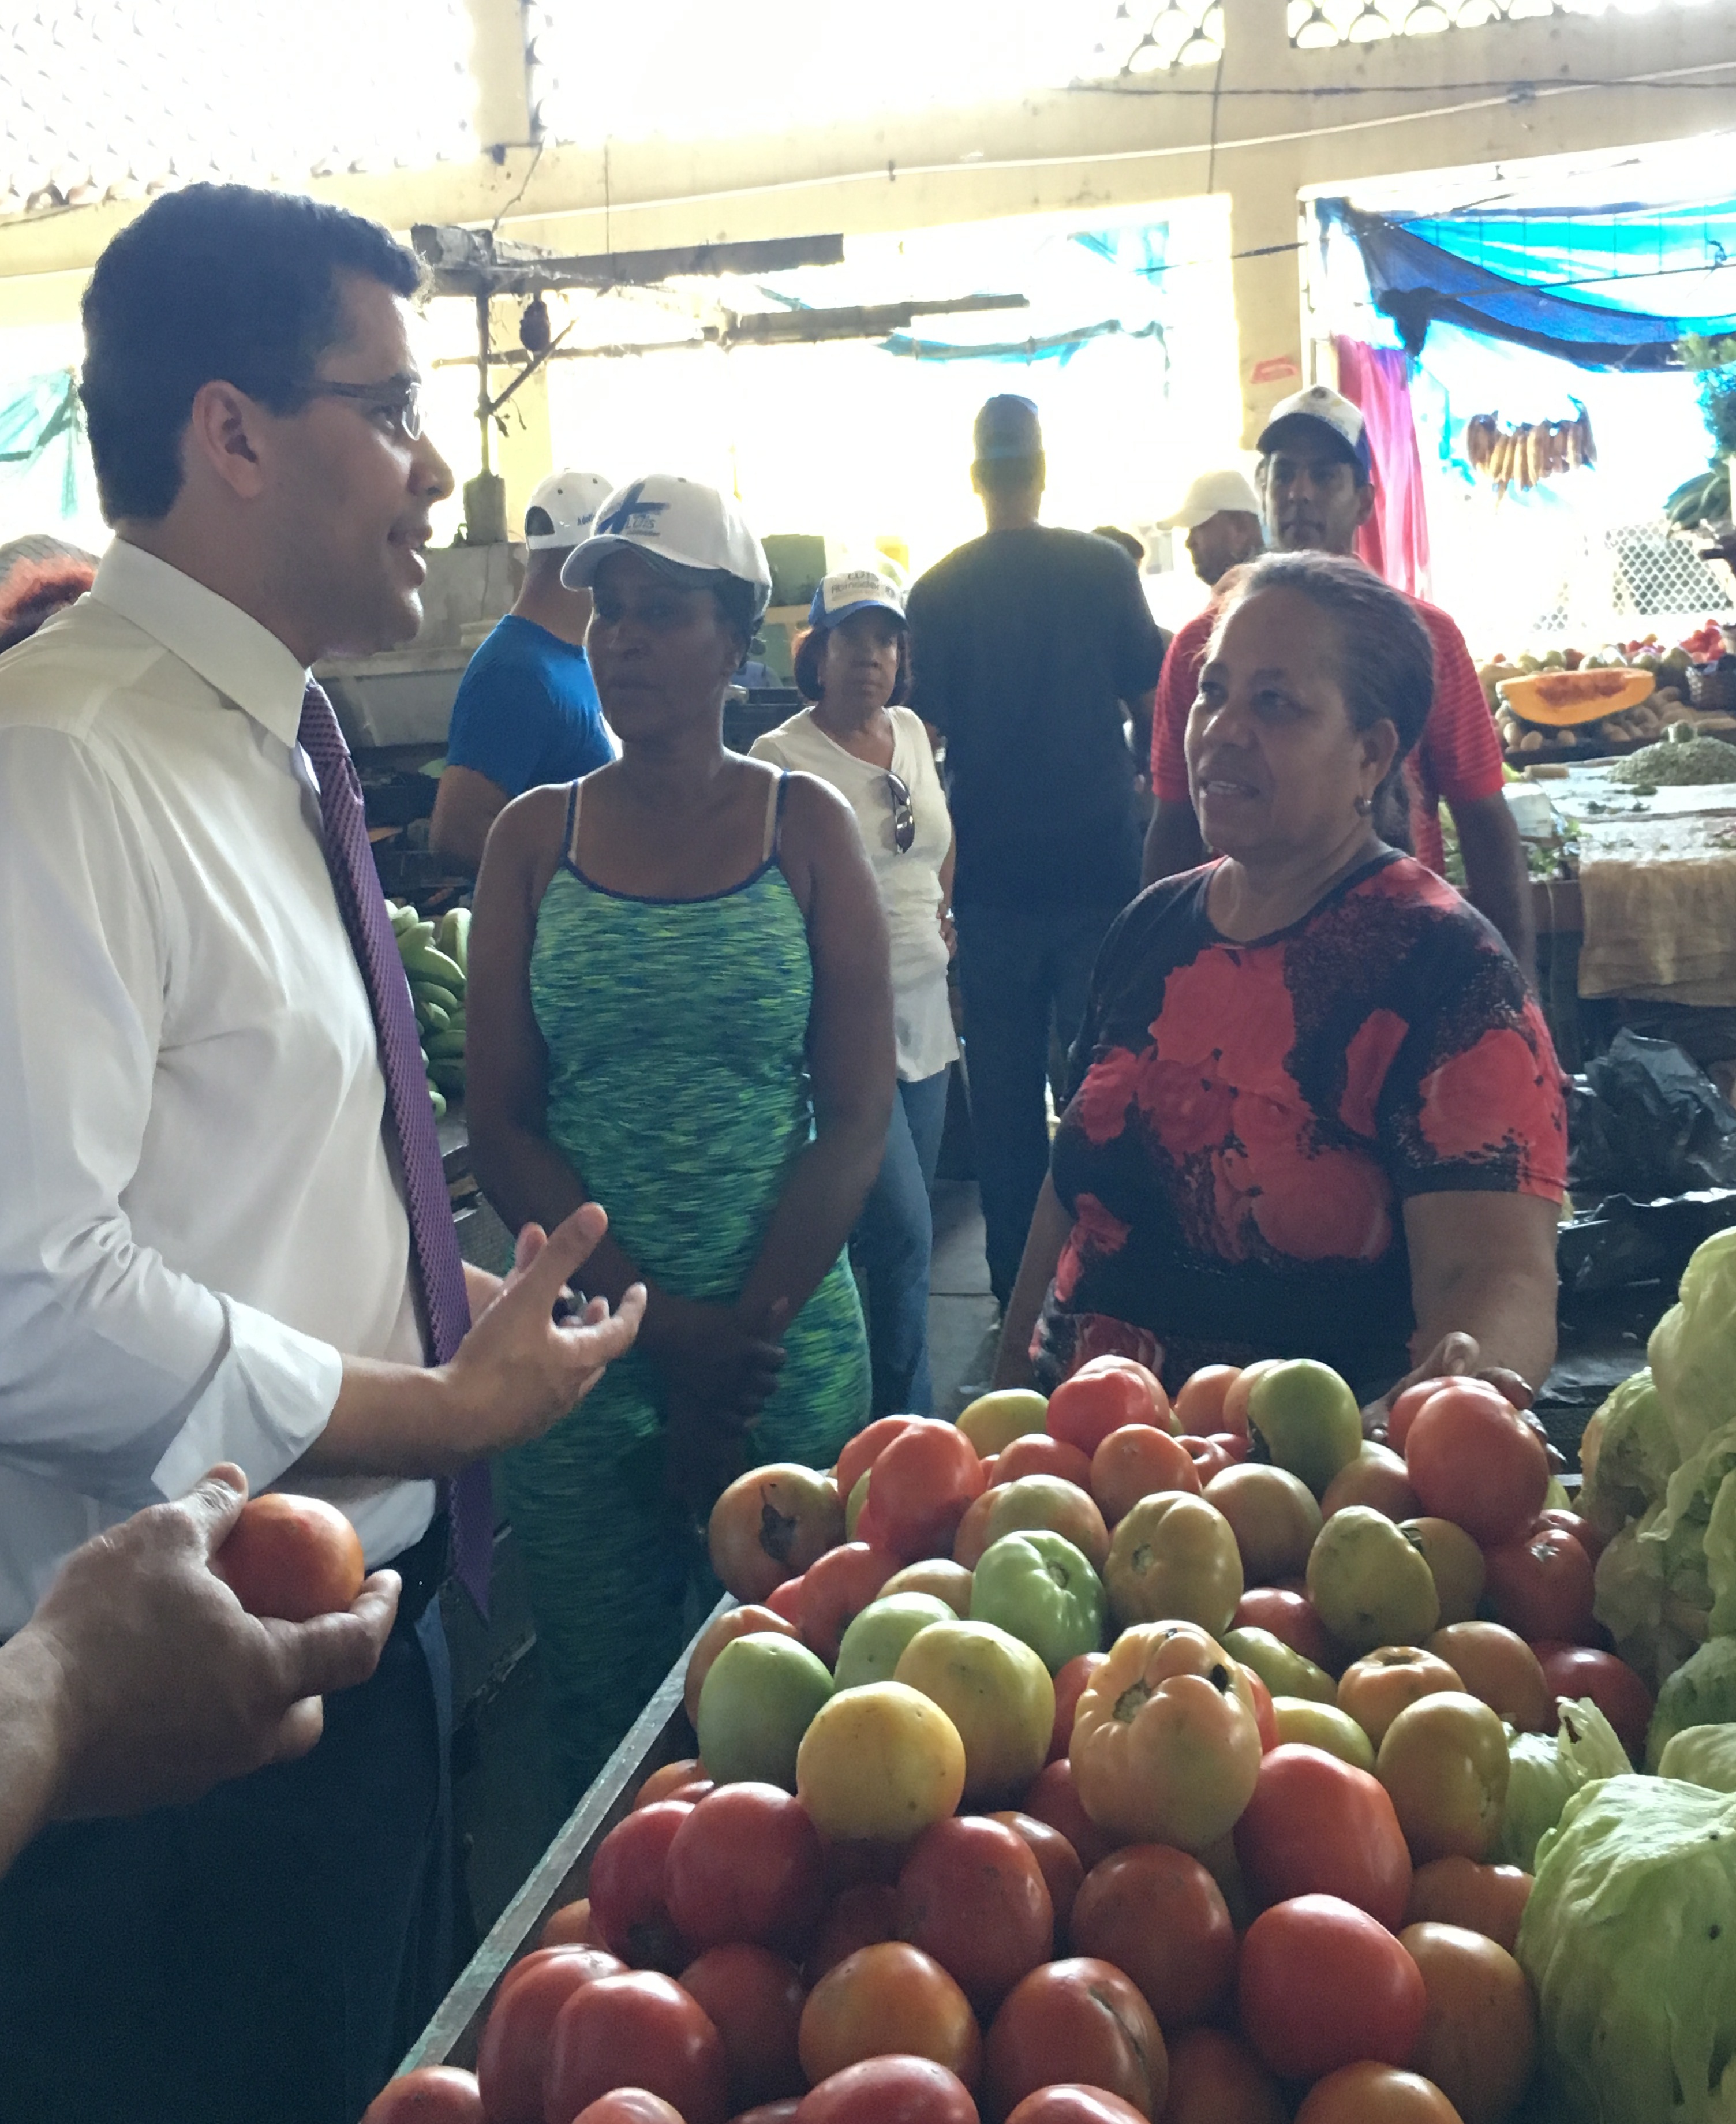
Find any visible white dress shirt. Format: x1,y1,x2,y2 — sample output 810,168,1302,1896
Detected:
0,540,435,1633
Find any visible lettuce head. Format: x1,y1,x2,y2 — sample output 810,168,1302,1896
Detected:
1519,1774,1736,2123
1660,1726,1736,1795
1640,1421,1736,1643
1650,1229,1736,1461
1497,1697,1631,1872
1582,1370,1679,1538
1648,1640,1736,1771
1596,1516,1704,1691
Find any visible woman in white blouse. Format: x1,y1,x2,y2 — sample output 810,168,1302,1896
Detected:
753,569,957,1415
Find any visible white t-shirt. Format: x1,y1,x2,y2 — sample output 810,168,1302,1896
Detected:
753,705,959,1083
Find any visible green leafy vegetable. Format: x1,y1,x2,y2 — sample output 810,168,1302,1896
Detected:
1648,1641,1736,1772
1660,1726,1736,1794
1649,1231,1736,1462
1518,1774,1736,2123
1642,1423,1736,1646
1497,1698,1630,1872
1582,1370,1678,1539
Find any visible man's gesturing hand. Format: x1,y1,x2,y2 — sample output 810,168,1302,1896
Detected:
19,1465,399,1823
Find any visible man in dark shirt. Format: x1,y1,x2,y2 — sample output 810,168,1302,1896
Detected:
906,395,1166,1307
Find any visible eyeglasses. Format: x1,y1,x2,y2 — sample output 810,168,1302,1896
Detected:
301,377,424,442
886,771,915,856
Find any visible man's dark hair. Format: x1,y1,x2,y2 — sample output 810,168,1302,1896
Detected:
80,184,420,522
1215,551,1434,848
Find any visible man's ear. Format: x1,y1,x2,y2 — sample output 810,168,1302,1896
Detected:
183,379,270,503
1354,480,1378,529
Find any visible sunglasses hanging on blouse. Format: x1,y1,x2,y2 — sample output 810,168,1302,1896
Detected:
886,771,915,855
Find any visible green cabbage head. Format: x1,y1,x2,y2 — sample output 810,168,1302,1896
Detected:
1519,1774,1736,2123
1649,1640,1736,1771
1497,1697,1630,1872
1650,1228,1736,1461
1582,1369,1679,1538
1660,1726,1736,1795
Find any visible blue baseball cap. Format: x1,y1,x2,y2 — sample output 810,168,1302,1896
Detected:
806,568,907,632
973,394,1043,464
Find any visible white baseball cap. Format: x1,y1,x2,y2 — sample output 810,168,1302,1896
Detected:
1256,384,1374,481
525,470,614,549
562,474,773,622
807,568,907,631
1157,469,1263,531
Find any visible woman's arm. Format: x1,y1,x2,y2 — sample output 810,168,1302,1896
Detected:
1395,1190,1559,1409
992,1176,1072,1389
735,778,895,1332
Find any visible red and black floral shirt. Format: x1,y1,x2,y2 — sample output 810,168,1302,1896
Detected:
1033,853,1567,1397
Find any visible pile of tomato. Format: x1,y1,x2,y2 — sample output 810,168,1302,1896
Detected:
366,1355,1645,2124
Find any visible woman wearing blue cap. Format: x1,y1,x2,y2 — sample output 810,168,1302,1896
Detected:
752,569,957,1418
466,476,892,1799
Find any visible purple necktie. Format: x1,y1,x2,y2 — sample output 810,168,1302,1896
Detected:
297,680,492,1615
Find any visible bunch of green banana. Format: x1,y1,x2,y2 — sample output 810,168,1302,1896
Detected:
387,900,470,1118
1664,463,1731,529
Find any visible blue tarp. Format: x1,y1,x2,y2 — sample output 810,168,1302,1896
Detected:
1405,203,1736,321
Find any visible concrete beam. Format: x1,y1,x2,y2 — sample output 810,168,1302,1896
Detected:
463,0,534,152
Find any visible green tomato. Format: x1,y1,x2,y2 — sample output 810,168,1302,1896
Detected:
970,1527,1106,1674
697,1632,832,1789
1222,1625,1336,1706
1272,1696,1377,1773
835,1592,957,1692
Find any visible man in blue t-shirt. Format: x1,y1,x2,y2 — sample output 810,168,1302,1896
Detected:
430,468,616,873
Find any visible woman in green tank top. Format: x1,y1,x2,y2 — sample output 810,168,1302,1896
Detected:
467,478,893,1799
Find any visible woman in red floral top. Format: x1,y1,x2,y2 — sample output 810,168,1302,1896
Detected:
994,552,1565,1409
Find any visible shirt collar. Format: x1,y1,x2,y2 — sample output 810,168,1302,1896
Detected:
91,540,310,750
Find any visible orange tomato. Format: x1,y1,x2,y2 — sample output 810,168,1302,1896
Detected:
1337,1648,1465,1749
1220,1360,1282,1439
952,1489,999,1569
836,1417,920,1505
766,1576,807,1625
1047,1356,1172,1454
1294,2065,1461,2124
635,1759,708,1810
797,1943,982,2090
1400,1921,1536,2124
540,1898,604,1949
1319,1443,1421,1523
1427,1623,1552,1734
214,1493,364,1622
798,1543,900,1666
880,1559,975,1617
1173,1364,1241,1438
978,1476,1110,1574
994,1434,1095,1491
1403,1856,1532,1954
1404,1386,1548,1548
684,1607,800,1727
859,1420,986,1563
708,1465,845,1604
1090,1424,1202,1525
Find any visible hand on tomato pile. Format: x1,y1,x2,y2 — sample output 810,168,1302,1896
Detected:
2,1465,398,1850
1363,1332,1562,1468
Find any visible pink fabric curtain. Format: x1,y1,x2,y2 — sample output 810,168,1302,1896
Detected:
1335,336,1431,600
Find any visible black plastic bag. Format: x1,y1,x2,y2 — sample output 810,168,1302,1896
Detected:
1558,1188,1736,1296
1567,1029,1736,1197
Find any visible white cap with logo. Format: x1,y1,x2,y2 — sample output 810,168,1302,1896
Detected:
1256,384,1374,480
562,474,773,622
1157,469,1263,531
808,568,907,631
525,470,615,550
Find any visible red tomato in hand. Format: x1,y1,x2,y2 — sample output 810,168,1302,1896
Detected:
680,1943,807,2109
837,1417,921,1505
545,1971,729,2124
1233,1744,1412,1931
895,1816,1054,2014
1068,1845,1235,2030
1384,1382,1437,1453
862,1421,986,1561
587,1802,693,1972
1482,1529,1596,1644
1404,1385,1548,1546
1532,1642,1654,1759
666,1785,825,1955
798,1544,900,1665
360,2068,484,2122
1049,1653,1107,1763
1237,1895,1425,2081
993,1435,1095,1491
984,1958,1168,2122
214,1493,365,1621
795,2056,980,2123
1048,1358,1172,1457
476,1949,624,2124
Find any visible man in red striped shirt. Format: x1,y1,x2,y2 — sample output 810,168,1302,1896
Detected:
1142,387,1533,979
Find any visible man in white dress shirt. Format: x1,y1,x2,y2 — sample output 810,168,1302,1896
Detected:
0,184,644,2123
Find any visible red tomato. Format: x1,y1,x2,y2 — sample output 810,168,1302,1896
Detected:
360,2067,484,2122
1209,1429,1252,1464
475,1949,624,2124
1535,1506,1606,1565
1237,1895,1426,2081
545,1971,729,2124
1233,1744,1412,1931
1240,1663,1278,1752
573,2096,686,2124
837,1417,921,1505
1482,1528,1596,1644
987,1811,1086,1937
1019,1759,1117,1873
794,2056,981,2123
1233,1588,1344,1674
798,1543,900,1665
1404,1385,1548,1547
984,1958,1168,2122
798,1943,981,2089
667,1785,826,1955
1159,2028,1287,2124
1532,1642,1654,1760
1294,2065,1461,2123
994,1435,1095,1491
730,2106,802,2124
1048,1358,1172,1457
952,1490,1000,1569
1178,1435,1236,1486
1384,1382,1437,1453
586,1801,693,1972
1048,1653,1107,1763
766,1576,807,1625
214,1493,365,1622
1173,1365,1241,1437
1069,1845,1235,2030
1088,1426,1201,1525
895,1816,1054,2014
1004,2093,1146,2124
862,1421,987,1562
681,1944,807,2110
807,1883,901,1981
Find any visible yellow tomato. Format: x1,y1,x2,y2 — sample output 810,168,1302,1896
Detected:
880,1558,975,1617
795,1681,966,1841
893,1620,1054,1803
1376,1692,1510,1863
1105,1493,1243,1635
957,1389,1049,1457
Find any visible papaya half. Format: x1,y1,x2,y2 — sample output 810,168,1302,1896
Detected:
1496,668,1655,728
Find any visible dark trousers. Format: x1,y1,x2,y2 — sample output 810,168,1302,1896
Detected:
956,903,1122,1307
0,1599,453,2124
